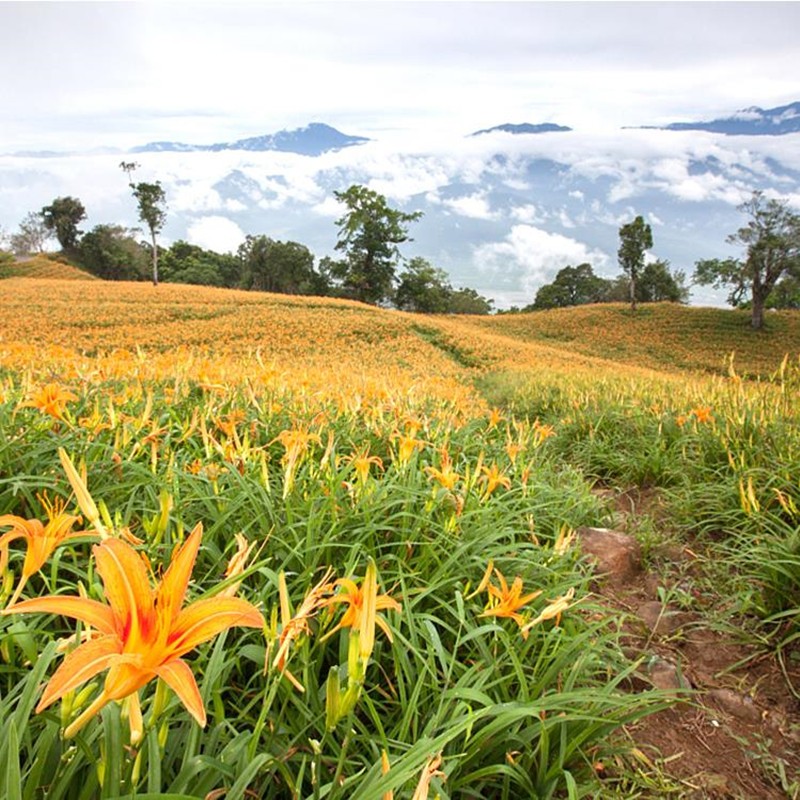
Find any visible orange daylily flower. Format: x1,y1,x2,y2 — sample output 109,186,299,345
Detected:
21,383,77,421
411,752,446,800
272,568,336,691
219,532,260,598
321,561,402,653
0,495,92,606
1,523,264,738
343,447,384,484
521,587,576,635
691,406,713,424
425,450,461,491
478,463,512,497
478,565,542,628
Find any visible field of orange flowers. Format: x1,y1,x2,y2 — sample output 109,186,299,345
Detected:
0,277,798,799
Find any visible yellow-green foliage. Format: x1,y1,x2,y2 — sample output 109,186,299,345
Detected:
0,255,97,281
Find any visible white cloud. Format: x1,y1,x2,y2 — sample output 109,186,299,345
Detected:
186,216,245,254
443,191,499,220
474,224,609,295
509,204,542,224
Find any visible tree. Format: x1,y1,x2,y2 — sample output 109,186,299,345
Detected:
161,241,242,288
395,257,453,313
637,259,689,303
121,162,167,286
40,196,86,252
447,287,494,315
618,215,653,311
694,191,800,329
332,185,423,305
768,273,800,310
9,212,50,255
529,263,609,310
77,224,150,280
237,235,321,294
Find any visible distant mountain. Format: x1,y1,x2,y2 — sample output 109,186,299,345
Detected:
470,122,572,136
641,101,800,136
131,123,371,156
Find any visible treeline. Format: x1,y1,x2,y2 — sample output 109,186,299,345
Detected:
504,259,688,313
3,184,799,328
2,184,494,315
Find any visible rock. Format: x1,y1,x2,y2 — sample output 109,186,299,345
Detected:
636,600,682,636
643,573,662,598
577,527,642,584
647,657,691,691
706,688,761,724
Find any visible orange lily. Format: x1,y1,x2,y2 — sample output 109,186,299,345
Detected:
321,562,401,652
691,406,713,424
425,450,461,491
21,383,77,422
0,495,92,606
478,463,512,497
479,566,541,628
272,567,336,691
521,587,576,636
1,523,264,738
342,447,384,485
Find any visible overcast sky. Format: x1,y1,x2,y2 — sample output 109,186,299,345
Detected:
2,1,799,151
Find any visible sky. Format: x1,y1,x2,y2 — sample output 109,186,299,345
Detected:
1,2,799,310
2,1,799,152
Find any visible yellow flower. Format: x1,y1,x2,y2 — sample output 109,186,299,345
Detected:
273,427,321,496
425,450,461,491
478,565,541,628
21,383,77,421
321,561,401,654
219,532,259,598
0,494,92,606
393,433,426,465
2,523,264,739
343,447,384,484
272,568,335,691
521,587,576,636
478,463,511,497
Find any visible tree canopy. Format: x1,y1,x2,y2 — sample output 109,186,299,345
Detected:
40,196,86,252
618,216,653,311
694,191,800,329
332,185,422,305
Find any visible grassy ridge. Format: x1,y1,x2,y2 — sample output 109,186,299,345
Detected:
0,255,97,281
2,279,798,379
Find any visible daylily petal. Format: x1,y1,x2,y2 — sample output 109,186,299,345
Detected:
2,595,117,634
37,635,121,711
168,596,264,657
155,658,206,727
94,537,154,643
0,528,27,574
156,523,202,626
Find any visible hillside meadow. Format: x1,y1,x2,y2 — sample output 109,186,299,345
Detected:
0,275,798,799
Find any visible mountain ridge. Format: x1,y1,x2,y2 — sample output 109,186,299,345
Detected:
131,122,371,156
637,101,800,136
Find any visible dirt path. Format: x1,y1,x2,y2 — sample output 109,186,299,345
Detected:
587,488,800,798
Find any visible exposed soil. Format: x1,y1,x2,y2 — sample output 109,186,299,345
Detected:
590,487,800,799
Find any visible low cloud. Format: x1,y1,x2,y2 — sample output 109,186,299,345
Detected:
473,224,610,296
186,215,245,254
